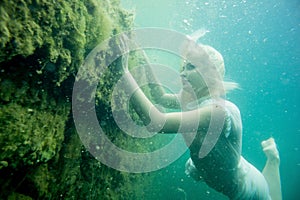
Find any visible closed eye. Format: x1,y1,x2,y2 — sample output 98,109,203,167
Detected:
186,63,196,70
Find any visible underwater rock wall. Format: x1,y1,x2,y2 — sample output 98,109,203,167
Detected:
0,0,152,199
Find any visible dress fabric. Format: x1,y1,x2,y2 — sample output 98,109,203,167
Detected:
184,99,271,200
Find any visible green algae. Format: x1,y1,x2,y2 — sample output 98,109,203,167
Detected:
0,0,157,199
0,103,69,169
0,0,134,86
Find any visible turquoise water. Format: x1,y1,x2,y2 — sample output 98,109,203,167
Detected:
122,0,299,199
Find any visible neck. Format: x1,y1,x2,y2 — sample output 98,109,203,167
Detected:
196,87,210,101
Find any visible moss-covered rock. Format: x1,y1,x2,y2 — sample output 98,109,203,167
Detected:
0,103,69,169
0,0,134,85
0,0,156,199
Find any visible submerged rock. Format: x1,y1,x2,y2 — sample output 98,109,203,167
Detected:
0,0,152,199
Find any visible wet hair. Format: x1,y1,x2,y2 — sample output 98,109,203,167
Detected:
200,44,239,92
201,45,225,78
180,37,239,95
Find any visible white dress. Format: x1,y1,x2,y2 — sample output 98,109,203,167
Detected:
184,99,271,200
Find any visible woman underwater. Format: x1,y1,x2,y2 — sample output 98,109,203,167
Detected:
119,34,282,200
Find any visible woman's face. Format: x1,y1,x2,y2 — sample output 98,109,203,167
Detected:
180,45,226,100
180,62,207,96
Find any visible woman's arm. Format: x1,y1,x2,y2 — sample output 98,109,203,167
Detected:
123,71,224,134
140,51,180,109
119,35,180,109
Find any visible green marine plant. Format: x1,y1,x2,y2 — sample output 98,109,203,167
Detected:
0,0,158,199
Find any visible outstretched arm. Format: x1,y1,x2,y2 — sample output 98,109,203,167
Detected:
139,51,180,109
120,34,180,109
123,71,222,134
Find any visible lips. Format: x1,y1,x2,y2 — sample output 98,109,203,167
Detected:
181,78,192,89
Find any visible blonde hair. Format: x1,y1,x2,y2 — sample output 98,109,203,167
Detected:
201,45,225,78
180,37,239,95
201,44,239,92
